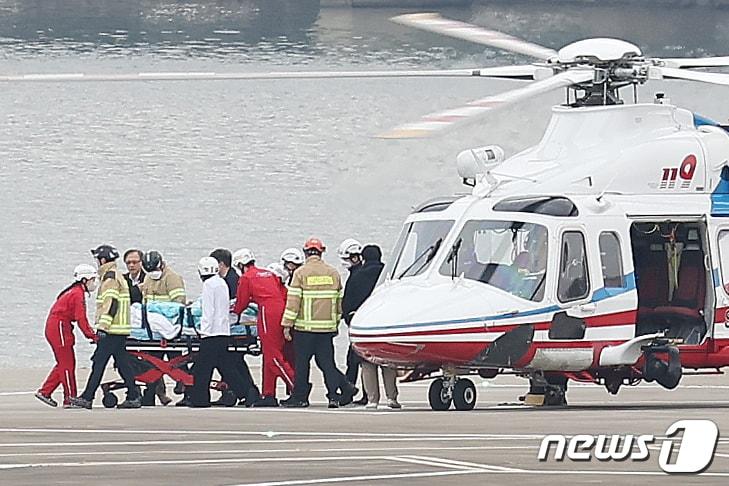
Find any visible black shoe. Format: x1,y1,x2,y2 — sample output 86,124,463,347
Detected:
173,381,185,395
339,384,359,407
328,399,339,409
68,396,92,410
354,396,369,406
280,396,309,408
175,397,191,407
35,392,58,408
117,398,142,409
252,396,279,407
243,387,261,408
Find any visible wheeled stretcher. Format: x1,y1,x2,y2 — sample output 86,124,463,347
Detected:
99,302,260,408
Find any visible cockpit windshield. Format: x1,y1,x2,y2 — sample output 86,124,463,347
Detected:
387,220,455,280
439,220,548,302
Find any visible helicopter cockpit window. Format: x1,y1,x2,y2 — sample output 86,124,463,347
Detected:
388,220,454,279
438,220,548,302
558,231,590,303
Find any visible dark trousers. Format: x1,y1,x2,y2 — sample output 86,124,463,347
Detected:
191,336,249,407
345,344,367,400
80,333,139,401
220,352,258,398
292,330,344,401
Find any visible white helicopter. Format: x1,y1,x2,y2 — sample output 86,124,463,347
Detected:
344,13,729,410
8,13,729,410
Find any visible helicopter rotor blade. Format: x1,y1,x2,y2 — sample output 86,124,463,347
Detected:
391,12,558,61
378,68,593,139
660,56,729,69
656,66,729,86
0,66,541,83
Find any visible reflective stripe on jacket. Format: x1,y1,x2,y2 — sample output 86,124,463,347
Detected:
141,266,186,303
95,261,131,335
282,255,342,333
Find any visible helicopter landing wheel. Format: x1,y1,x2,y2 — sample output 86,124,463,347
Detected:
453,378,477,411
428,377,453,411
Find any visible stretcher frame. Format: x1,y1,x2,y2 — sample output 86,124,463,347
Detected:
99,304,260,407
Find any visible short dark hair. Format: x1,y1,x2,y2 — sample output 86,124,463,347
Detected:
210,248,232,267
362,244,382,263
123,249,144,262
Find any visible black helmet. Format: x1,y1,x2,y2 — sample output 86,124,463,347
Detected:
91,244,119,262
142,250,163,273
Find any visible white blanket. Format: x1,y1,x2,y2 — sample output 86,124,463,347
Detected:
130,303,181,340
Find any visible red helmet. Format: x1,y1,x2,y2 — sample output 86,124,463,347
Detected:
303,237,326,252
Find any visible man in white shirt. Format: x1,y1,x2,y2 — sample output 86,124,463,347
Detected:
190,257,250,407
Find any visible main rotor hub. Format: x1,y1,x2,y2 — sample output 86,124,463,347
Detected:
557,38,642,64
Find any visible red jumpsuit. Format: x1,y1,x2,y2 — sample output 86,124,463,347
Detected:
39,284,97,404
234,266,294,398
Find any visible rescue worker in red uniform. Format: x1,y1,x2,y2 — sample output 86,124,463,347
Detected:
36,264,99,407
232,248,294,407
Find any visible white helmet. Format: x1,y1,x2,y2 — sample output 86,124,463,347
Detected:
197,256,219,277
74,264,98,282
338,238,362,260
233,248,256,267
266,262,288,283
280,247,305,265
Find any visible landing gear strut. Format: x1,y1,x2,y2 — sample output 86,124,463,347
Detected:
428,375,477,411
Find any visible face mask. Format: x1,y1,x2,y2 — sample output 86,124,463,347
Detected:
85,278,98,292
148,270,163,280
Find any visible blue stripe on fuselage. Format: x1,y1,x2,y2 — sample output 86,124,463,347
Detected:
351,273,636,333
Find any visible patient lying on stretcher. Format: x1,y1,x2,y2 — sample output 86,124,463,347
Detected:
130,300,258,341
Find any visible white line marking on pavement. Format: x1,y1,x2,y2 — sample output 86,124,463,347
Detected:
407,455,524,472
387,456,479,470
0,454,412,469
229,469,482,486
0,445,539,458
0,428,540,439
0,436,537,448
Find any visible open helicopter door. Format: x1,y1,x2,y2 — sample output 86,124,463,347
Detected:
629,217,714,348
709,221,729,350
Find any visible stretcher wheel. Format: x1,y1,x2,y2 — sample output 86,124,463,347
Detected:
453,379,477,411
102,392,118,408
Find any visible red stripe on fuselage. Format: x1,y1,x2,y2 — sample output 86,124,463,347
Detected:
351,309,638,339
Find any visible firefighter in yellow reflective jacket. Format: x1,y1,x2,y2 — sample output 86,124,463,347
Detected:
141,251,186,304
280,237,358,408
70,244,141,409
140,250,186,405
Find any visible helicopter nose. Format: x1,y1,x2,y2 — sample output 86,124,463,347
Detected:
349,279,499,366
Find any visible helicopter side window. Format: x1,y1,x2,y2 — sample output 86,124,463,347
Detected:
599,232,625,288
439,220,548,302
718,230,729,294
558,231,590,303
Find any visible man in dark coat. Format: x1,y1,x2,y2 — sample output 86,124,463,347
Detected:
342,245,385,324
342,245,399,408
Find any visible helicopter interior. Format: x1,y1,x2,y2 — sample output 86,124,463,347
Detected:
631,221,712,345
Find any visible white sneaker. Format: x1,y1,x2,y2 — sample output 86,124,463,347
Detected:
365,402,378,410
